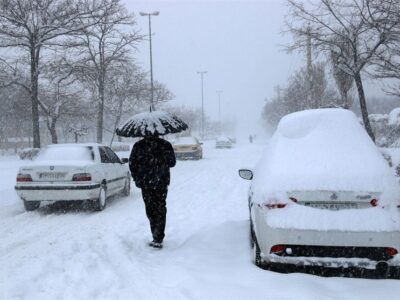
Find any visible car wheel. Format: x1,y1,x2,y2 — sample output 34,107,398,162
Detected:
23,200,40,211
253,237,263,268
93,185,107,211
122,176,131,196
390,267,400,280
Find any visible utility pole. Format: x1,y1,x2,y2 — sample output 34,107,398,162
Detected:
197,71,207,139
216,90,223,124
140,11,160,111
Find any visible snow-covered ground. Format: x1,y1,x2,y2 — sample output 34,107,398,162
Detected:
1,141,400,300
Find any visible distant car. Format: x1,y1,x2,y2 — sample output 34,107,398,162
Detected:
15,143,131,212
216,136,232,148
239,109,400,278
18,148,40,160
173,136,203,160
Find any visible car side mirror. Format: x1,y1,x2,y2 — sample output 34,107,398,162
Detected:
239,169,253,180
121,158,129,164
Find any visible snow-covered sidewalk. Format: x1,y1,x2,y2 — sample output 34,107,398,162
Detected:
1,142,399,300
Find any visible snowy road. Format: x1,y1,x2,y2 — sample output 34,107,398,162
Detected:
1,142,400,300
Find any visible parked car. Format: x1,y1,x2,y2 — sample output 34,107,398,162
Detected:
216,136,232,148
15,143,131,212
18,148,40,160
173,136,203,160
239,109,400,278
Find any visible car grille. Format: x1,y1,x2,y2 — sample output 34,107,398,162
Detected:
273,245,394,261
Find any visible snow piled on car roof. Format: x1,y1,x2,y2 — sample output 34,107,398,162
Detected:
34,144,94,163
253,109,398,203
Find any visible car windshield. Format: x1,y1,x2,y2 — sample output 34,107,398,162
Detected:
35,146,94,162
217,137,230,142
174,137,197,145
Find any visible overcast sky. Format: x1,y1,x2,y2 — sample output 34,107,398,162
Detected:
122,0,306,136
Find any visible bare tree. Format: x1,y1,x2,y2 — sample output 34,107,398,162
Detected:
330,35,354,109
106,62,147,144
39,62,83,143
0,0,105,147
374,46,400,96
262,63,338,127
70,0,142,143
285,0,400,141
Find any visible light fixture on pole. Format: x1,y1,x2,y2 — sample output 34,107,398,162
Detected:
139,11,160,111
197,71,207,139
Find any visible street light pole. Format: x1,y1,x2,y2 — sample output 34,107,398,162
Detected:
140,11,160,111
216,90,223,124
197,71,207,139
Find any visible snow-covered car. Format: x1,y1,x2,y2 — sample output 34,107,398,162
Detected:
239,109,400,278
173,136,203,160
15,143,131,212
216,136,232,148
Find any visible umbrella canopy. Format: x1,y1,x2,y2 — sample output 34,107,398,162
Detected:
116,110,188,138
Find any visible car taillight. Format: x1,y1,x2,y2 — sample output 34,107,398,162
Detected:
271,244,285,253
370,199,378,207
385,247,398,257
72,173,92,181
258,203,287,209
267,203,286,209
17,173,32,182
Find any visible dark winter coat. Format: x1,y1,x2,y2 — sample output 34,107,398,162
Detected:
129,136,176,189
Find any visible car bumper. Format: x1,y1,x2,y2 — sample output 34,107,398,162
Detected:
254,211,400,269
175,150,201,159
216,144,232,148
15,182,101,201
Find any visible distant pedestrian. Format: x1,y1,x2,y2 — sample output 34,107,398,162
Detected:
129,135,176,249
249,135,253,144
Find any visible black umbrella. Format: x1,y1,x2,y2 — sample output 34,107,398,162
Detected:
116,110,188,138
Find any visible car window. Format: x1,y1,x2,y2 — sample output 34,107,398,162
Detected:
105,147,121,164
36,146,94,161
99,147,112,163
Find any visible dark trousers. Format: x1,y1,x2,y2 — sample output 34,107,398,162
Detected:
141,186,168,243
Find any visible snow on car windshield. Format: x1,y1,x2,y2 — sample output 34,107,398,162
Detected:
35,145,94,162
252,109,399,203
174,137,197,145
216,136,230,142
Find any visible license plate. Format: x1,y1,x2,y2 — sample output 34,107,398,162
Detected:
304,203,358,210
38,172,66,180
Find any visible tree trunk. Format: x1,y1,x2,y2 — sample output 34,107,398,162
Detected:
50,121,58,144
30,46,41,148
46,118,58,144
97,78,104,143
354,72,375,142
97,82,104,144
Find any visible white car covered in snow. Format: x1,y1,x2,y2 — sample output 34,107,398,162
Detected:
216,136,233,148
15,143,131,212
239,109,400,278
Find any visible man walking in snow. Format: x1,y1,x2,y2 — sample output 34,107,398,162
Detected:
129,134,176,249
